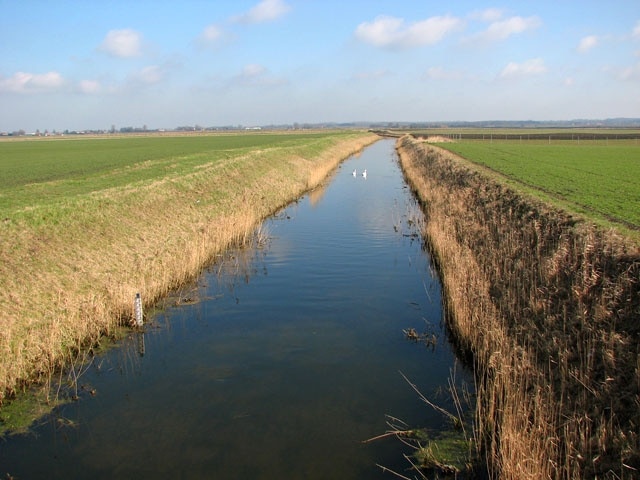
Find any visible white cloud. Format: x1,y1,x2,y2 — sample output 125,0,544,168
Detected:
424,66,465,81
133,65,165,85
232,0,291,24
99,29,143,58
469,15,541,43
196,24,233,50
242,64,267,78
499,58,547,78
78,79,102,94
578,35,599,53
470,8,504,22
618,62,640,81
0,71,65,93
355,14,462,49
231,64,286,87
564,77,575,87
76,64,172,95
633,20,640,39
351,69,390,81
202,24,224,42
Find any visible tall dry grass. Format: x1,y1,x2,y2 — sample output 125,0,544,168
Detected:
0,132,379,402
397,135,640,479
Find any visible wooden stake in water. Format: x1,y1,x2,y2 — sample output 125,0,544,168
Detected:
134,292,143,327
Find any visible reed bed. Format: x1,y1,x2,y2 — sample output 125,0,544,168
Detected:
396,135,640,479
0,132,379,402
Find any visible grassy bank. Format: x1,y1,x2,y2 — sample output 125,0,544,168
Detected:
0,131,379,401
397,135,639,479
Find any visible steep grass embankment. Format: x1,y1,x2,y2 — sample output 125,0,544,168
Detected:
0,132,379,401
397,135,639,479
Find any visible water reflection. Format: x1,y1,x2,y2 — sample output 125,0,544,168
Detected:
308,172,333,206
136,331,145,357
0,139,472,479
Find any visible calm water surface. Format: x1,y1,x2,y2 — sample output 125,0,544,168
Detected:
1,139,472,479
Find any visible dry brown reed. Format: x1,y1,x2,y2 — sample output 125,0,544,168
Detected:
0,132,379,402
397,135,640,479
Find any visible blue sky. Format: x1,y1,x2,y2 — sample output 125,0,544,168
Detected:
1,0,639,132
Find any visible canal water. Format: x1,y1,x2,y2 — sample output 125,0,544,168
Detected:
1,139,472,479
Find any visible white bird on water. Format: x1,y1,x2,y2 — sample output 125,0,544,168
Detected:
362,169,367,179
352,169,357,177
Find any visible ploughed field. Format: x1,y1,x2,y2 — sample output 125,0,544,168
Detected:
431,138,640,232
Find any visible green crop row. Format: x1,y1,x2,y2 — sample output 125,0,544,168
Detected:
436,140,640,231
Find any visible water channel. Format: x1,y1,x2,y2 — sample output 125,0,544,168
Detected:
1,139,473,478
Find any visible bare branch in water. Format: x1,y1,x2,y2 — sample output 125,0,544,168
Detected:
374,463,414,480
399,370,458,424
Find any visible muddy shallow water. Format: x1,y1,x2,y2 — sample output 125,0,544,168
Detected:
1,139,472,479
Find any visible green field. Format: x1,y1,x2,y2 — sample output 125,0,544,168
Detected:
435,140,640,231
0,133,342,211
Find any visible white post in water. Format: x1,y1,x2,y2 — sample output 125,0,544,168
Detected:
134,293,143,327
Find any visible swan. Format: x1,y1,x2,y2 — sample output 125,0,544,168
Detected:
352,169,357,177
362,169,367,179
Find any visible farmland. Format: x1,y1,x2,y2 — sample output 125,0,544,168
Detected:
0,133,342,210
428,139,640,233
